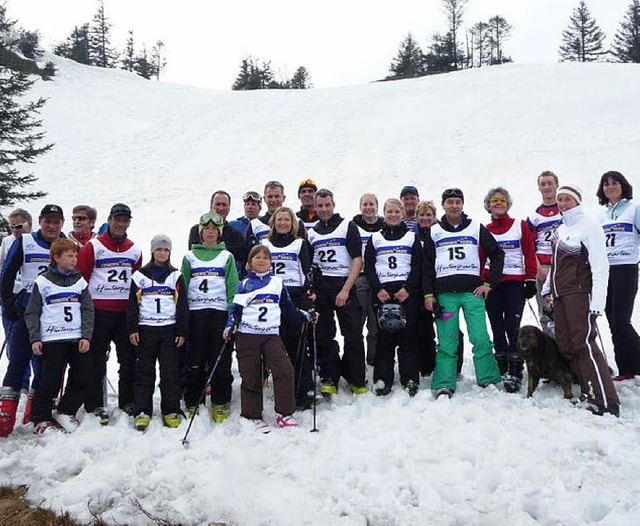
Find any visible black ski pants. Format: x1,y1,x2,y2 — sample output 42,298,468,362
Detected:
85,310,135,412
281,288,314,401
184,308,232,407
134,326,182,416
373,296,420,388
606,264,640,376
32,341,92,423
486,280,525,378
314,277,366,388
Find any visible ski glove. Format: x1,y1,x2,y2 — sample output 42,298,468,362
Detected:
523,280,537,300
302,310,319,323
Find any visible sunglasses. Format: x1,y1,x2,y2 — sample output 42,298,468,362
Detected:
489,197,507,205
9,223,25,230
72,215,89,221
299,179,316,186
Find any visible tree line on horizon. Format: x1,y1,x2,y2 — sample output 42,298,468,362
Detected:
559,0,640,63
52,0,166,81
388,0,640,80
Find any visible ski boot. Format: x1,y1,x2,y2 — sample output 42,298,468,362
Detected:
162,413,182,428
22,388,34,425
211,403,230,423
319,379,337,398
0,387,20,438
135,413,151,431
434,387,454,399
275,413,299,428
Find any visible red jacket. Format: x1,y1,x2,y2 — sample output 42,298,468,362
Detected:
481,214,537,282
77,231,142,312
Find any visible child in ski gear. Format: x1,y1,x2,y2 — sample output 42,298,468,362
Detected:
364,198,422,396
482,187,537,393
262,207,315,409
542,184,619,416
182,212,238,422
24,239,94,434
423,188,504,398
225,245,311,430
77,203,142,424
127,234,188,430
0,204,65,437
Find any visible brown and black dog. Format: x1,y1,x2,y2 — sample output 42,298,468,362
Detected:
517,325,575,399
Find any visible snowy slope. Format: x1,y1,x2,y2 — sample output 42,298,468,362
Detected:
1,54,640,525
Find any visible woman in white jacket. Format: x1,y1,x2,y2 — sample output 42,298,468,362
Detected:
542,184,619,416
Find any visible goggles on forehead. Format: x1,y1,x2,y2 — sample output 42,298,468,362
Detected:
199,212,224,227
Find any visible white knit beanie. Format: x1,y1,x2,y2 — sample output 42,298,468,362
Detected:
556,184,582,204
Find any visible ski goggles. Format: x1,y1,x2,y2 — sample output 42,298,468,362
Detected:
10,223,26,230
489,197,508,205
199,212,224,227
243,191,261,203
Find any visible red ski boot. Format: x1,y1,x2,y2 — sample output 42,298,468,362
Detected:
22,388,34,425
0,387,20,438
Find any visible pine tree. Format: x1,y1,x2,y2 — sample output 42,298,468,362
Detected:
441,0,468,70
231,56,278,90
0,2,13,35
611,0,640,62
389,33,425,78
559,1,606,62
133,46,153,79
53,24,92,65
488,15,512,64
16,30,42,59
289,66,311,89
0,67,51,207
150,40,166,81
425,31,461,72
89,0,118,67
121,30,135,72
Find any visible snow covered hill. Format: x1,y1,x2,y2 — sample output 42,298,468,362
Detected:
1,55,640,525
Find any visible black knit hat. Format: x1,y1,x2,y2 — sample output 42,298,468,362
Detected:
441,188,464,205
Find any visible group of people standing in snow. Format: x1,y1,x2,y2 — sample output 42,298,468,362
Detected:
0,169,637,437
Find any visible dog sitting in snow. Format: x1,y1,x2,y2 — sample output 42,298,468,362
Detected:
516,325,574,399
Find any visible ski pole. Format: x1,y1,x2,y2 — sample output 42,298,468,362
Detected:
526,299,541,328
294,318,309,395
181,338,233,447
0,320,15,362
310,320,319,433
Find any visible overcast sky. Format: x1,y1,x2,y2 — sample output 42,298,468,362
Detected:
5,0,633,90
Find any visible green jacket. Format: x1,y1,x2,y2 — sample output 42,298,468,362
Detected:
181,241,238,310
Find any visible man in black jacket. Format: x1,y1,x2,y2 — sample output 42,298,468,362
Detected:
188,190,247,267
422,188,504,398
308,189,366,396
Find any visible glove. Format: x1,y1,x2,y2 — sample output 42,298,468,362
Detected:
523,280,537,300
2,302,18,322
302,309,319,323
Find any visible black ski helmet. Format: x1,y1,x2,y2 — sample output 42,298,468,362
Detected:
377,303,407,333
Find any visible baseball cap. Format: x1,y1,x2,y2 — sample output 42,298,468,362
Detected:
400,185,419,198
109,203,132,218
40,204,64,219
